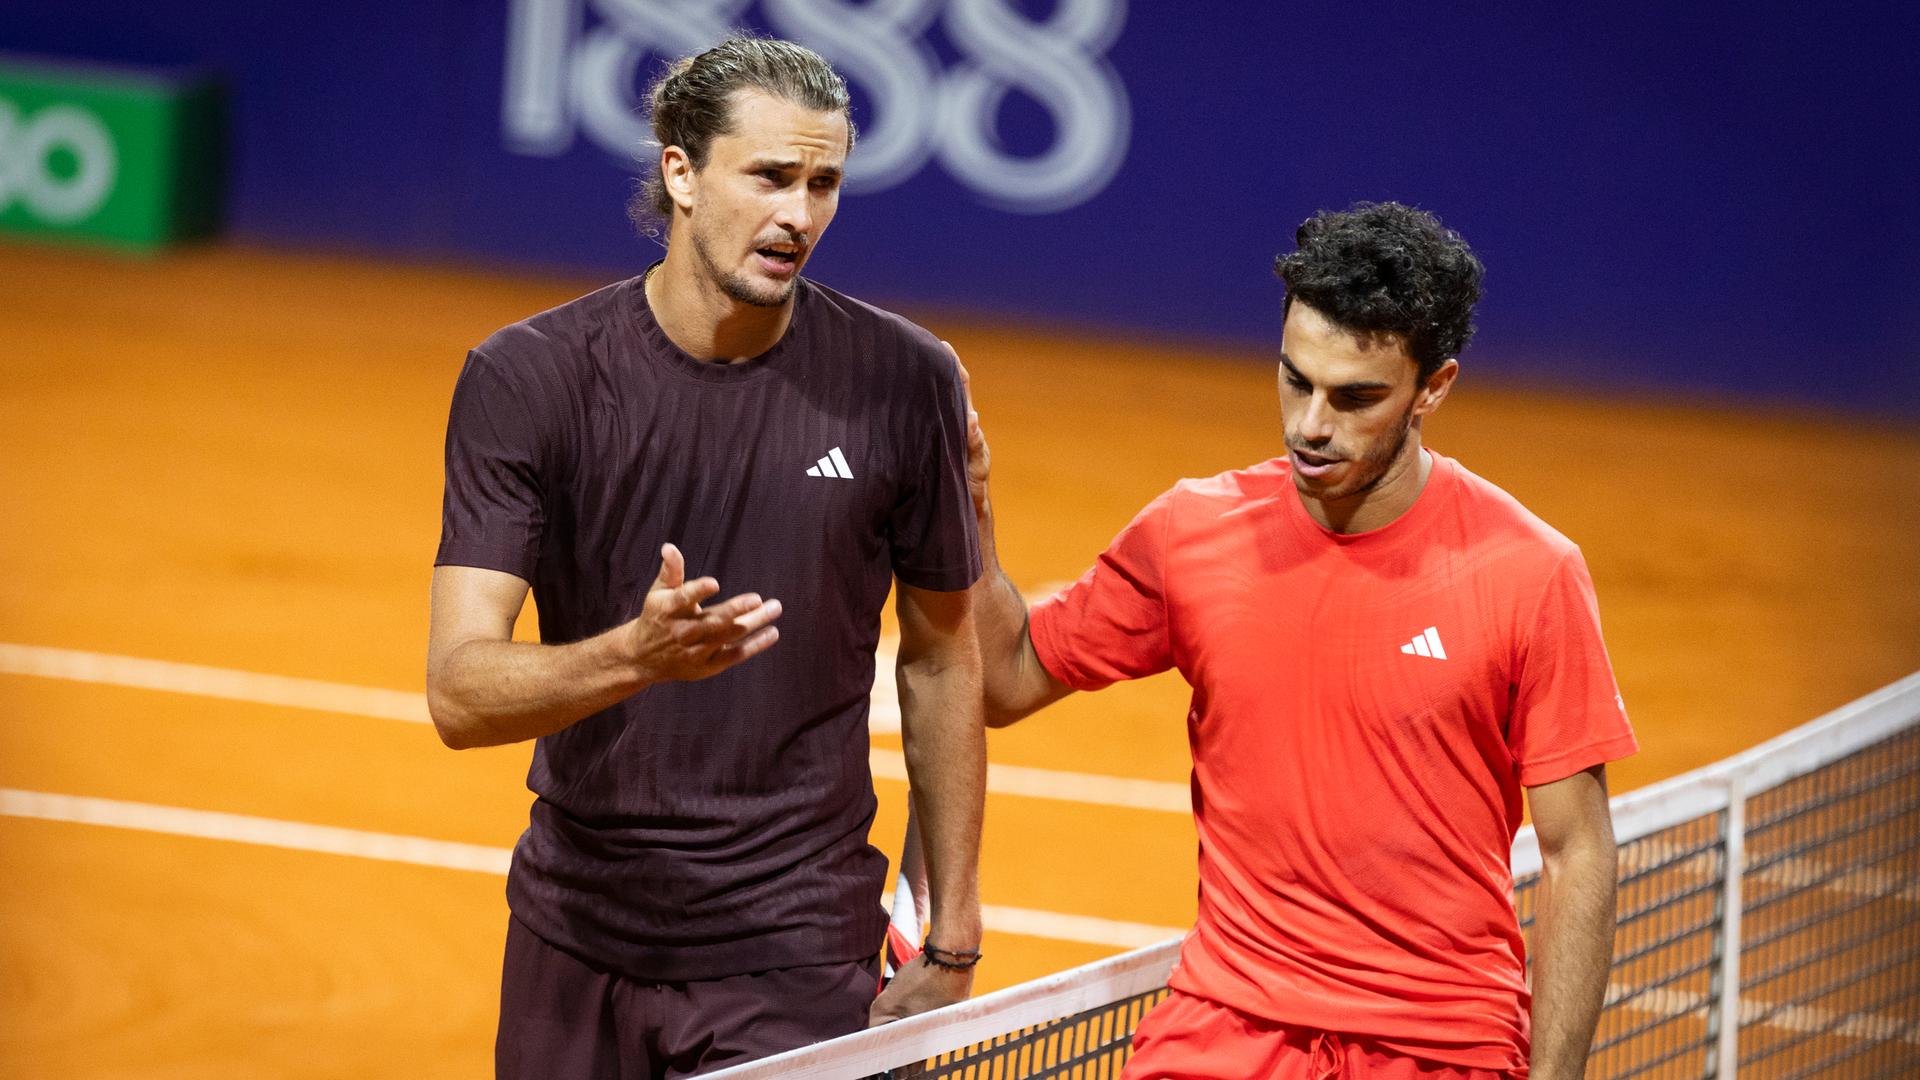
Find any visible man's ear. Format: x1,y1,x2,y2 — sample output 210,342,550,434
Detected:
662,146,696,213
1414,358,1459,417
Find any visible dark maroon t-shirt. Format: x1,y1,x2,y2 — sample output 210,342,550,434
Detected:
436,272,980,981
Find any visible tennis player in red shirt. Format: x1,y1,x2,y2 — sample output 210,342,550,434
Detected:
961,202,1634,1079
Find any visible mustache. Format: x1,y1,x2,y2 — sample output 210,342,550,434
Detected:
754,231,810,251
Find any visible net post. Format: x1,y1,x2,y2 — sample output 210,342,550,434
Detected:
1712,773,1747,1079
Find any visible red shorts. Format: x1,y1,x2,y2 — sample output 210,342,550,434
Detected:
1122,989,1520,1080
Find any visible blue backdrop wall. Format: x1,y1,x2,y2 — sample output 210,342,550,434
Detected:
7,2,1915,413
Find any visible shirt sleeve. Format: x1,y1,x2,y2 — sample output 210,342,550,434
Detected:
1508,548,1639,786
434,349,545,582
888,350,983,592
1028,488,1177,691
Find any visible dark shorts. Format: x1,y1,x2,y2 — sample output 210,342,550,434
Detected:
495,915,881,1080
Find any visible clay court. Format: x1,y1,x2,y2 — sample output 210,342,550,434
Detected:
1,239,1916,1077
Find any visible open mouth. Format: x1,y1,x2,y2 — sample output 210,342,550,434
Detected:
1291,448,1342,477
755,244,801,273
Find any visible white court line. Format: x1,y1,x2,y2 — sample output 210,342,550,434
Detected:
0,643,1190,815
12,783,1908,1045
0,642,431,724
1609,983,1920,1048
0,787,510,874
1621,836,1920,906
0,788,1186,949
980,905,1179,950
868,752,1189,814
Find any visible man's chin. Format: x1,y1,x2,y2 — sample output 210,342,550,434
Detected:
719,273,795,309
1292,471,1332,497
1292,468,1379,504
1293,473,1343,499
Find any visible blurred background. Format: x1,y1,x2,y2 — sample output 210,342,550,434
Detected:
2,3,1916,1078
6,1,1918,412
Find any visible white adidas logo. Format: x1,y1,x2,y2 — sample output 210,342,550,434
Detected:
806,446,855,479
1400,626,1448,660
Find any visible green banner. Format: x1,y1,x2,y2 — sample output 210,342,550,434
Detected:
0,56,221,249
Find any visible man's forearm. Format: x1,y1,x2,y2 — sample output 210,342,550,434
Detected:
969,492,1055,725
897,648,986,949
1529,841,1617,1079
973,565,1037,719
429,628,646,749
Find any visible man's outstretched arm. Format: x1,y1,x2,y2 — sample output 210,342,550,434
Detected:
425,543,782,748
870,582,985,1024
1526,763,1619,1080
949,347,1073,727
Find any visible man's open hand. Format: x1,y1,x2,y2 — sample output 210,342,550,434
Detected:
623,543,782,683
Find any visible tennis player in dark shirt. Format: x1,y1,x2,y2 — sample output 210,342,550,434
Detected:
426,37,986,1079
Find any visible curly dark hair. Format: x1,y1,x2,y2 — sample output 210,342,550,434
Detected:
1273,202,1485,381
629,36,855,230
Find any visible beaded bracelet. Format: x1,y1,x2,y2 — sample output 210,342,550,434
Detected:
921,944,984,971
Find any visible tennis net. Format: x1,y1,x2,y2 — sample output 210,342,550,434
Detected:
709,671,1920,1080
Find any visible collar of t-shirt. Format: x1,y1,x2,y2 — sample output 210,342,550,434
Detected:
1281,448,1455,553
627,261,810,384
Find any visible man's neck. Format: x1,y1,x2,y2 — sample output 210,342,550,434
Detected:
1300,440,1433,535
646,245,795,362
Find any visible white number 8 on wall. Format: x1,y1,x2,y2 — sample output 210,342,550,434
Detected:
501,0,1131,214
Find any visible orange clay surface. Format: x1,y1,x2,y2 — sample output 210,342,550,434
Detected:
1,242,1916,1078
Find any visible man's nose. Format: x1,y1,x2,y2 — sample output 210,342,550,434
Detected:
773,188,812,236
1298,393,1335,443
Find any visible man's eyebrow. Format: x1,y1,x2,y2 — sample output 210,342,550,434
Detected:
1278,353,1393,393
747,158,842,179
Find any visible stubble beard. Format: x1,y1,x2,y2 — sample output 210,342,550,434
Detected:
1350,409,1415,498
1293,400,1419,502
691,222,796,309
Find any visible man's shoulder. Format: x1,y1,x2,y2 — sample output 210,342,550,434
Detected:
1106,460,1294,542
1439,455,1579,556
1429,455,1585,603
1169,458,1296,511
472,277,637,378
800,278,947,370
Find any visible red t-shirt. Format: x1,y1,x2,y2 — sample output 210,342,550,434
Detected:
1028,451,1637,1071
